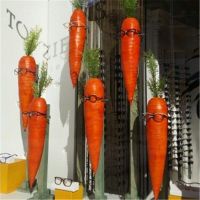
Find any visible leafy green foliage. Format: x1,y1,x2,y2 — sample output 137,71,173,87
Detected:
33,63,53,98
84,49,100,78
24,26,42,56
123,0,138,17
145,51,165,97
71,0,85,9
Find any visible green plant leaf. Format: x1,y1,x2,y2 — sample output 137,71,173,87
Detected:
83,49,100,78
33,62,53,98
145,50,165,97
24,26,42,56
71,0,85,9
123,0,138,17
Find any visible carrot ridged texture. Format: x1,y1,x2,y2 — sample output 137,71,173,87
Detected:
69,9,86,87
84,78,104,173
28,98,47,190
121,17,141,103
146,98,168,200
18,56,36,130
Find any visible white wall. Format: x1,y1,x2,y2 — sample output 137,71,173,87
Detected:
46,0,75,188
0,0,74,188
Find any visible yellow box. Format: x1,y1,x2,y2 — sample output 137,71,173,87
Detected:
168,195,196,200
55,184,83,200
0,159,26,193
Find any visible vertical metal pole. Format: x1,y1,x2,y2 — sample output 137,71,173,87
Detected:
74,86,78,181
138,0,149,198
95,140,106,199
18,116,29,192
30,105,53,199
94,9,106,199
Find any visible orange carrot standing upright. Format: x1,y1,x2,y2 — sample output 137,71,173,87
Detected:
17,27,41,130
69,0,86,87
83,49,104,173
84,79,104,173
145,51,168,200
28,97,47,190
27,63,52,191
121,0,141,104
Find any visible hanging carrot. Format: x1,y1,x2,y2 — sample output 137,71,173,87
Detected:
17,27,41,131
28,63,52,191
69,0,86,87
121,0,141,103
145,51,168,200
83,49,104,173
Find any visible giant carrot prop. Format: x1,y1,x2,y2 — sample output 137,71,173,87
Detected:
121,0,141,103
28,63,52,191
145,51,168,200
83,49,104,173
69,0,86,87
17,27,41,130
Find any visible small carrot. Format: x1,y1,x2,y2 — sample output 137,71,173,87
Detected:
145,51,167,200
17,27,41,130
28,97,47,190
121,0,141,104
83,49,104,173
28,63,52,191
69,0,86,87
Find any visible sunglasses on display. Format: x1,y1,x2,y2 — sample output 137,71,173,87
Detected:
0,153,18,163
14,68,36,76
169,148,193,154
168,154,193,160
145,113,168,122
182,127,191,132
28,111,47,117
83,95,104,103
54,177,72,187
120,29,141,37
176,180,200,192
170,137,192,143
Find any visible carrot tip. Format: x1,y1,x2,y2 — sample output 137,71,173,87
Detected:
129,99,133,104
29,179,37,193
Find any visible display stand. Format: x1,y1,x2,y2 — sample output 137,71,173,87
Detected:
18,114,29,193
94,137,106,200
29,105,53,199
125,110,139,200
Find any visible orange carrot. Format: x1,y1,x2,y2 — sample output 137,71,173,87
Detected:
146,98,168,200
28,97,47,190
69,2,86,87
17,27,41,130
27,63,52,191
18,56,36,130
145,51,168,200
84,78,104,173
121,17,141,104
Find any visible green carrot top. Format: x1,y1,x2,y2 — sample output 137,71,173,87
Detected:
84,49,100,78
24,26,42,56
71,0,84,9
123,0,138,17
33,62,53,98
145,51,165,98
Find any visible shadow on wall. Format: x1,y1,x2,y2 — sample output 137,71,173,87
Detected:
59,44,75,179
